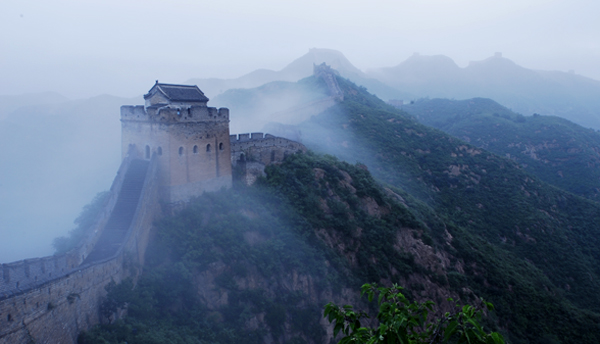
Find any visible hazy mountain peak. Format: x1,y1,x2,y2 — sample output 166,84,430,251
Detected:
466,53,523,71
401,53,460,69
465,53,539,85
185,48,402,100
368,53,460,88
0,91,70,120
280,48,364,79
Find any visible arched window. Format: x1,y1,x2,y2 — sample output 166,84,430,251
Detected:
193,145,198,154
179,147,184,156
157,147,163,156
145,145,150,159
219,142,224,150
206,144,211,152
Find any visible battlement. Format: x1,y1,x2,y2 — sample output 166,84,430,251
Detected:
230,132,277,142
1,255,74,301
230,133,306,167
0,153,150,301
0,152,141,301
121,105,229,124
121,82,233,204
0,155,161,343
229,133,306,186
1,81,232,343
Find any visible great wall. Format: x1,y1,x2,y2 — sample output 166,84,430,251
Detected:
0,152,161,344
0,65,340,343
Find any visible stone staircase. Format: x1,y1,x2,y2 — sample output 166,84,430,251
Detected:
82,159,149,265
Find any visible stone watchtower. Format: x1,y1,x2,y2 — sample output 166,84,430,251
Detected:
120,82,232,203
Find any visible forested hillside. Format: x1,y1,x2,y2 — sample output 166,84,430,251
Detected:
403,97,600,200
297,76,600,342
80,154,459,344
81,75,600,344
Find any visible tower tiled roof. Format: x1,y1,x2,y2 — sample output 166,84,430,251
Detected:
144,82,209,102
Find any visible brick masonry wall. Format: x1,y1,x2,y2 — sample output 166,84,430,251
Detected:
0,156,161,344
121,105,232,203
230,133,307,167
0,154,135,301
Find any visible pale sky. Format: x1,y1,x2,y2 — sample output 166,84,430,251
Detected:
1,0,599,98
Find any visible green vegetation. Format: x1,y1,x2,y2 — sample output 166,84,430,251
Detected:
78,162,333,343
53,191,109,254
325,284,504,344
262,152,433,285
404,97,600,200
298,76,600,342
78,152,452,344
79,75,600,344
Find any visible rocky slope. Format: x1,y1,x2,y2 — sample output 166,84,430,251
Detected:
82,75,600,344
80,153,461,344
296,75,600,343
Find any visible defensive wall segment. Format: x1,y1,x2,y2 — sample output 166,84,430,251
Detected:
230,132,307,167
0,80,317,343
0,152,161,344
313,62,344,101
262,63,344,127
230,133,307,186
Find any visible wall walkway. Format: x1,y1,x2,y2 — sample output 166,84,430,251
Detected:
0,153,160,344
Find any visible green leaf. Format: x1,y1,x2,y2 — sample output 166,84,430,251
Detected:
487,332,505,344
378,292,385,306
444,320,459,341
467,318,483,334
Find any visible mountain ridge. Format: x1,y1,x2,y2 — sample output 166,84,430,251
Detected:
403,97,600,200
369,53,600,129
186,48,410,101
80,73,600,344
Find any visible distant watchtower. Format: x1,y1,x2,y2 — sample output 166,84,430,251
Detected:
120,82,232,203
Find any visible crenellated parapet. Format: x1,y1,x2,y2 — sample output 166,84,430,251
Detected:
1,255,75,300
0,152,139,302
0,155,161,344
229,133,306,186
1,82,234,343
121,83,232,204
230,132,307,167
121,105,229,124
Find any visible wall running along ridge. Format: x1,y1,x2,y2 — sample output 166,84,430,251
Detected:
230,132,307,167
230,132,307,185
0,154,161,344
0,80,314,343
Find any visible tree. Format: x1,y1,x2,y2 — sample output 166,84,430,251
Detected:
324,284,504,344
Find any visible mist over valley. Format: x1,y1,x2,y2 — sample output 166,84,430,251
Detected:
2,1,600,342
